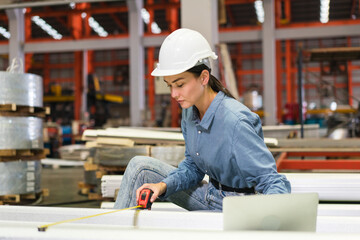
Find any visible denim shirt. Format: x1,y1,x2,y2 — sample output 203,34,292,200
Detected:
162,91,291,198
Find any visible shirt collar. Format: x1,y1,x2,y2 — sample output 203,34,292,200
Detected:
192,91,225,130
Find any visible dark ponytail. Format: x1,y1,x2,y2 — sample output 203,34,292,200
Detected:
186,64,235,99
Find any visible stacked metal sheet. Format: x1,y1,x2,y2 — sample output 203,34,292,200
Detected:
286,173,360,201
262,124,320,138
58,144,91,161
102,173,360,202
101,175,123,198
84,170,100,186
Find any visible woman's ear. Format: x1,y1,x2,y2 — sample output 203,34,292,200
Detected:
200,70,210,85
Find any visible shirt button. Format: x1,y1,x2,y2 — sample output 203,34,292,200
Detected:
196,152,199,156
198,130,201,134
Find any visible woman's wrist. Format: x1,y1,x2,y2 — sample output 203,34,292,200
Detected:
159,182,167,196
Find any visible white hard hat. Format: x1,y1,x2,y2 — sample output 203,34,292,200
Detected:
151,28,218,77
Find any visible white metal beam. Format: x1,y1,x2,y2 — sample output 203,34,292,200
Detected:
0,24,357,55
276,24,360,40
143,35,166,47
127,0,145,126
181,0,219,78
0,45,8,54
0,0,120,9
262,0,277,125
219,30,262,43
6,8,25,71
23,38,129,53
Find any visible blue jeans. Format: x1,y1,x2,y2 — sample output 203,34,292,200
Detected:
114,156,245,211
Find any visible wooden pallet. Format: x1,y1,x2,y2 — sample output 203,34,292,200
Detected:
0,189,49,205
77,182,110,200
84,162,126,178
0,103,50,118
99,165,126,173
77,182,112,201
0,148,49,162
78,181,97,195
88,193,113,201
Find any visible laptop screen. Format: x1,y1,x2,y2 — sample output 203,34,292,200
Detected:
223,193,319,232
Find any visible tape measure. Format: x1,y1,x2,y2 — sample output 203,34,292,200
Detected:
138,188,154,210
37,188,154,232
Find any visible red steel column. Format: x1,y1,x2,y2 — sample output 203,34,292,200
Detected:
71,3,86,120
147,0,156,121
276,40,283,123
147,47,155,121
169,0,180,127
285,40,293,104
347,37,353,107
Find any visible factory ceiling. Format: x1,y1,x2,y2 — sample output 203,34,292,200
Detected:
0,0,358,42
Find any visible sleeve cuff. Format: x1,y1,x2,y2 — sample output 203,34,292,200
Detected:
160,177,176,199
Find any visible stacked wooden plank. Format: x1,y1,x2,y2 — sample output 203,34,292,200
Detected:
81,127,186,200
82,127,185,145
82,127,185,170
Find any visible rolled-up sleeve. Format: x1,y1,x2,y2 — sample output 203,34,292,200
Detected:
232,118,291,194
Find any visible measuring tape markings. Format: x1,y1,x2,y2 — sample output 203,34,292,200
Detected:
37,205,142,232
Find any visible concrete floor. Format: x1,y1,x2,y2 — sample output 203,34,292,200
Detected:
39,166,102,208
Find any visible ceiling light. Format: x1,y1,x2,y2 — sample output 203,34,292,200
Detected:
88,17,108,37
69,2,76,9
31,16,62,40
0,26,10,39
141,8,161,34
81,12,87,19
151,22,161,34
320,0,330,23
254,0,264,24
330,101,337,111
141,8,150,24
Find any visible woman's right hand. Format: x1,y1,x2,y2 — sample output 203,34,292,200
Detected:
136,182,167,204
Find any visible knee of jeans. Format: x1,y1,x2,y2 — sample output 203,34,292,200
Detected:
127,156,151,170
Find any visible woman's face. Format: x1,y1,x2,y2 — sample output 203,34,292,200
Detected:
164,71,205,109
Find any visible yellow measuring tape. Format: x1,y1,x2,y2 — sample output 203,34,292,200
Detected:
37,205,142,232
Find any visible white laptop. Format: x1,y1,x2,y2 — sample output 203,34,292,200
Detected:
223,193,319,232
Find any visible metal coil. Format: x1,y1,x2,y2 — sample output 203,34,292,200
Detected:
0,117,43,149
0,71,43,107
0,160,41,195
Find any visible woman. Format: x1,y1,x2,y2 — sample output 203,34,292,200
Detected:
114,28,291,211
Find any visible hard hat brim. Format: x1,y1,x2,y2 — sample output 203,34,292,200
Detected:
151,66,192,77
151,54,218,77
